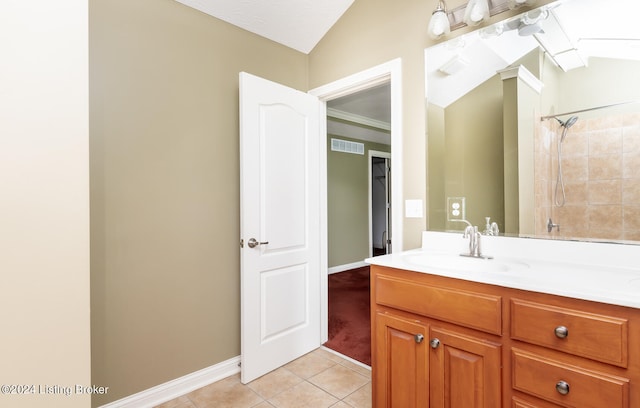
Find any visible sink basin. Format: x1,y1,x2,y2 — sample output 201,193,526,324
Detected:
628,278,640,289
403,253,529,273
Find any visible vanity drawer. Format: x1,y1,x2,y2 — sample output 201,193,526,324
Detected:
510,299,628,367
512,349,630,408
375,274,502,334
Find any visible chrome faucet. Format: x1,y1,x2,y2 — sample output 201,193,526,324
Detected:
463,225,480,257
483,217,500,236
461,223,492,259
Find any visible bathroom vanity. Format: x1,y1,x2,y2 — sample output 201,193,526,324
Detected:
367,232,640,408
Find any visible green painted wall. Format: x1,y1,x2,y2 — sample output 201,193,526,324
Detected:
90,0,308,405
428,76,504,232
446,76,505,230
327,135,390,267
309,0,552,249
547,57,640,117
310,0,430,251
427,104,446,230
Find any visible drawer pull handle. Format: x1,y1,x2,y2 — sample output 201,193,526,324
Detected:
429,338,441,349
556,381,570,395
414,334,424,344
554,325,569,339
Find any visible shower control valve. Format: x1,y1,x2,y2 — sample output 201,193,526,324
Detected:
547,218,560,233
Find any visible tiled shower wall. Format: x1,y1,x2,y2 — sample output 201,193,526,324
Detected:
535,111,640,241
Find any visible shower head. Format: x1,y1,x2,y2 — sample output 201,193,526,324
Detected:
555,115,579,129
555,115,578,143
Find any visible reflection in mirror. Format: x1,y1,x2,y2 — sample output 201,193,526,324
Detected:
425,0,640,243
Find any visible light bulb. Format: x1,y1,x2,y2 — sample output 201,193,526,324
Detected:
428,8,450,40
463,0,489,26
433,24,445,37
508,0,538,10
479,22,504,39
470,5,484,22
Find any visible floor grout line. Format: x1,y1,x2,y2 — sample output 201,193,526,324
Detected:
156,348,371,408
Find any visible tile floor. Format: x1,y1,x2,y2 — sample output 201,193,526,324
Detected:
155,348,372,408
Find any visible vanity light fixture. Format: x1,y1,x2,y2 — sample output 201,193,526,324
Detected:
428,0,451,40
518,7,548,36
463,0,490,26
507,0,538,10
479,21,504,38
429,0,540,40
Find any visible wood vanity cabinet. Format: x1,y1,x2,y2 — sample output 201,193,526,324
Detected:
374,312,429,407
372,266,502,407
370,265,640,408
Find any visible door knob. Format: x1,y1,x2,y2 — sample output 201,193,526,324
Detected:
247,238,269,248
414,334,424,344
430,338,441,349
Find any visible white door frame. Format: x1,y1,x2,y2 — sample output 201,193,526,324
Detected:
309,58,403,343
369,150,391,258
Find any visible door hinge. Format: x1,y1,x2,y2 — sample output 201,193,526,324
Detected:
240,239,244,248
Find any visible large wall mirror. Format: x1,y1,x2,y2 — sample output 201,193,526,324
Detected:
426,0,640,243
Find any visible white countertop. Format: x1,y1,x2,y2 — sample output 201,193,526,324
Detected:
366,231,640,309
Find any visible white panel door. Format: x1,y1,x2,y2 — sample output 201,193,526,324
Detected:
239,72,321,384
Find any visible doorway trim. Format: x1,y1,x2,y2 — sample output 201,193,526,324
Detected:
309,58,403,343
369,150,391,258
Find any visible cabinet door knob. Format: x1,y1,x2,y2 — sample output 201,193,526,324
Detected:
555,380,570,395
429,338,441,349
554,325,569,339
414,334,424,344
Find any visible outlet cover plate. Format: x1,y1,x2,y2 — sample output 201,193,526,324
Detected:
447,197,465,221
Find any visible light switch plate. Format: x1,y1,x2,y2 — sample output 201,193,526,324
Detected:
405,199,423,218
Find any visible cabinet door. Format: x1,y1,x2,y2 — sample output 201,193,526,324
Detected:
429,326,502,408
374,312,429,408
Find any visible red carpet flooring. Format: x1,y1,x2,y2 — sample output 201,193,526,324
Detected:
323,266,371,366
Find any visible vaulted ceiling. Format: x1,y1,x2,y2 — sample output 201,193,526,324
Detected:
173,0,640,141
174,0,354,54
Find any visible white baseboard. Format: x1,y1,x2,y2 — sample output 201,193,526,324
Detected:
99,356,240,408
328,261,368,274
